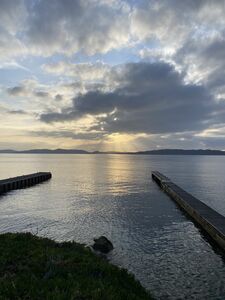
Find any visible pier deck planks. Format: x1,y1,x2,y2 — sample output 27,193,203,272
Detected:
152,171,225,251
0,172,52,195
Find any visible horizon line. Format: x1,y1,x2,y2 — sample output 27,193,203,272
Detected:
0,148,225,155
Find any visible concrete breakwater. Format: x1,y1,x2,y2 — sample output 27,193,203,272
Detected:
0,172,52,195
152,171,225,251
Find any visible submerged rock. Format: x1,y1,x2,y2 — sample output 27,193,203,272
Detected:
92,236,113,254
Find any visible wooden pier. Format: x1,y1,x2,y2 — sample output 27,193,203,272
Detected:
0,172,52,195
152,171,225,251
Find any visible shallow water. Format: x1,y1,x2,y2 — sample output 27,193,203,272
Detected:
0,154,225,299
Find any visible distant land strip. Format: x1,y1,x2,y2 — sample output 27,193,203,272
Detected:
1,149,225,155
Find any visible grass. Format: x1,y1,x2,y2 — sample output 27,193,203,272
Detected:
0,232,153,300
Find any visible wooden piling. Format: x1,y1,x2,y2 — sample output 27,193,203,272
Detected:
152,171,225,251
0,172,52,195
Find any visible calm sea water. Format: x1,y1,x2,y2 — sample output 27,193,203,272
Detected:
0,154,225,299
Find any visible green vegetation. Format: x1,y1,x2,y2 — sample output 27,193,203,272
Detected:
0,233,153,300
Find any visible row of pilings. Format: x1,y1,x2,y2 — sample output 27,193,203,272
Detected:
0,172,52,195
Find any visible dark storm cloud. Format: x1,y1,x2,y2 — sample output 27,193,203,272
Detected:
40,61,219,134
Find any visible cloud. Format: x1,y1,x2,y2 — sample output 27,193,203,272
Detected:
7,85,50,100
175,34,225,88
40,61,217,135
5,78,85,117
0,0,27,34
42,61,110,81
34,91,49,98
0,0,27,61
55,94,63,101
25,0,130,56
0,0,225,62
134,1,225,84
0,105,26,116
31,130,106,141
7,85,27,96
131,0,225,46
0,60,30,71
0,0,130,60
1,0,225,62
8,109,28,115
7,82,50,99
2,0,225,150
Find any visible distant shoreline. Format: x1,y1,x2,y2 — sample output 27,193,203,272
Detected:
1,149,225,155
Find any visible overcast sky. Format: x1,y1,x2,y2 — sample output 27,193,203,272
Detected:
1,0,225,151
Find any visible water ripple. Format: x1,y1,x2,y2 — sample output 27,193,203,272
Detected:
1,154,225,299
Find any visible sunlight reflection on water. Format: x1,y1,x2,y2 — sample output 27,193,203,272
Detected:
1,154,225,299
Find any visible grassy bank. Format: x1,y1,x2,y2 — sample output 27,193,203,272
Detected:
0,233,153,300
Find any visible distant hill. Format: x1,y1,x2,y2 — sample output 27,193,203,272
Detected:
0,148,225,155
133,149,225,155
0,149,88,154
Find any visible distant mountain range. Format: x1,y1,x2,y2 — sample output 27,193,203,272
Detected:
0,148,225,155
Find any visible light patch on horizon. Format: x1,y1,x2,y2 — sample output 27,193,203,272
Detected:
103,133,144,152
1,0,225,151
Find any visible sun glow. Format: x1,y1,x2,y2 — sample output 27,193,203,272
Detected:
104,133,146,152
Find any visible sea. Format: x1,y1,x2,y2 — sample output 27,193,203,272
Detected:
0,154,225,299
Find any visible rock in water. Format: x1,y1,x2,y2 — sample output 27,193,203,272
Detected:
92,236,113,254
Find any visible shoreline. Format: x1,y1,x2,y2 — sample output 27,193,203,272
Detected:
0,232,153,300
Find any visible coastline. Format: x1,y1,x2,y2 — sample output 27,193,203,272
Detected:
0,232,153,300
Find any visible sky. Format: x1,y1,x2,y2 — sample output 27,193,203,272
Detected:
1,0,225,151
